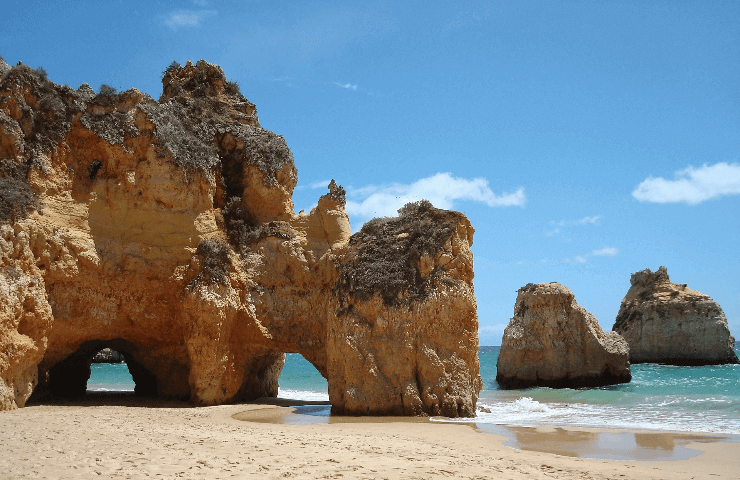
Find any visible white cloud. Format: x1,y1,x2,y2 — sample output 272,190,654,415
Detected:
273,76,295,87
632,162,740,205
333,82,358,90
310,180,332,189
547,215,601,236
577,215,602,225
564,246,619,264
551,215,602,227
345,172,525,224
164,9,217,29
591,247,618,257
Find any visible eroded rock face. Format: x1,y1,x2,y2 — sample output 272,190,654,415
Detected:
0,58,481,415
329,201,481,416
91,348,124,363
613,267,738,366
496,283,631,389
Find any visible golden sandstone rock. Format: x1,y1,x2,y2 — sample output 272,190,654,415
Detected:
0,58,481,414
496,282,631,389
613,266,739,366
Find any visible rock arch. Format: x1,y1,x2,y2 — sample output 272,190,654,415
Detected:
35,339,158,398
0,59,481,415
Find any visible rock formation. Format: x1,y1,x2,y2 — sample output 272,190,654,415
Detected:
329,201,481,416
91,348,125,363
612,266,738,366
496,283,631,389
0,57,481,415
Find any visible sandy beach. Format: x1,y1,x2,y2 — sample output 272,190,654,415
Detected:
1,395,738,480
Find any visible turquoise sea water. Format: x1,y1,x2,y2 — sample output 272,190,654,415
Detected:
87,363,135,392
88,346,740,434
467,345,740,435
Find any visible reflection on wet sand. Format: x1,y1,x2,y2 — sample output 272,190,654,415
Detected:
513,427,597,457
234,398,734,462
233,401,427,425
475,425,730,461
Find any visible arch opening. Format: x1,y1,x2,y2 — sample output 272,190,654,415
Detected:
277,352,329,402
41,339,159,398
88,348,134,392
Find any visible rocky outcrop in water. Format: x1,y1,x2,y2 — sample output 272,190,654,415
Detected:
496,283,631,389
0,57,481,414
91,348,125,363
612,267,738,366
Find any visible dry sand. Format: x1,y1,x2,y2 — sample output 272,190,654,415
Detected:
1,395,738,479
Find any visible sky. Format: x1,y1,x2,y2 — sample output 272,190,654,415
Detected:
2,0,738,345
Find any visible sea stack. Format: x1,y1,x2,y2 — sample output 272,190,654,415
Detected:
0,59,481,414
496,283,631,389
91,348,125,363
612,266,738,366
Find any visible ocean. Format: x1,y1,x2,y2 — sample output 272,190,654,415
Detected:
88,345,740,435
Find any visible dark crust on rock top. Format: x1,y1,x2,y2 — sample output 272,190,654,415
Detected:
1,59,294,184
139,98,219,173
613,266,739,365
336,200,462,307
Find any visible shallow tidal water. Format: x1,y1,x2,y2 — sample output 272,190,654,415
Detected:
89,345,740,437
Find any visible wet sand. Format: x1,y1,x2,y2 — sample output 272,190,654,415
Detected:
1,393,738,479
237,400,734,462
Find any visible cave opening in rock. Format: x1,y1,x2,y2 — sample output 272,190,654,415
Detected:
87,348,134,393
42,339,158,398
278,353,329,401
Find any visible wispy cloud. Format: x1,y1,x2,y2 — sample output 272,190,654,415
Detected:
164,9,217,29
273,76,295,87
632,162,740,205
551,215,602,227
333,82,358,91
564,247,619,264
219,4,395,82
591,247,618,256
310,180,332,189
345,172,525,226
546,215,602,236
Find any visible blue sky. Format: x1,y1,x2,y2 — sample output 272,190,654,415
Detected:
3,0,738,345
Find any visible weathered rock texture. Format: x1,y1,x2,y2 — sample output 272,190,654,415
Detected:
496,283,631,389
0,57,481,414
91,348,124,363
329,202,481,416
613,266,738,366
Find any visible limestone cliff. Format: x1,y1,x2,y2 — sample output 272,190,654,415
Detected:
612,266,738,366
0,57,481,415
496,283,631,389
329,201,481,416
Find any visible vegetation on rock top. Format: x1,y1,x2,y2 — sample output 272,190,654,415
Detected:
0,177,38,224
336,200,462,307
